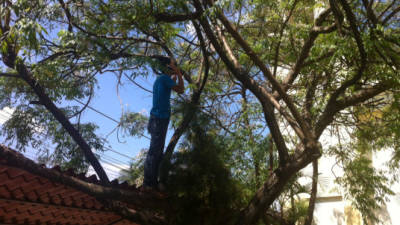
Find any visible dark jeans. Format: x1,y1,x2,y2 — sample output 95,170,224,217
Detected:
143,115,169,187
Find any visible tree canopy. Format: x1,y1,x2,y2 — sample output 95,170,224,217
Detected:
0,0,399,224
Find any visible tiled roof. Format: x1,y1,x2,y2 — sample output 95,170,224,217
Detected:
0,145,141,225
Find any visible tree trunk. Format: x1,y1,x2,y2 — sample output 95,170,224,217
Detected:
236,143,321,225
268,135,274,177
304,159,318,225
15,61,110,184
159,22,210,184
158,100,198,184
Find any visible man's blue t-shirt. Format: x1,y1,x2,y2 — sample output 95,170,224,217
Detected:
150,74,176,119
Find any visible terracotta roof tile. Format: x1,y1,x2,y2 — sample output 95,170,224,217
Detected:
0,145,142,225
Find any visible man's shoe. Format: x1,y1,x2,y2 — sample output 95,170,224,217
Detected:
157,182,167,192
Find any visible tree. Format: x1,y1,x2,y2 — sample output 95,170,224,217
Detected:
0,0,399,224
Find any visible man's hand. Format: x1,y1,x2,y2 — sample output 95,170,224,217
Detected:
170,60,184,94
169,61,181,75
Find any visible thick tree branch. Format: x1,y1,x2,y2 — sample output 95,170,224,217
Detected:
191,5,321,224
339,0,367,61
215,25,240,68
282,7,333,91
215,8,313,140
304,160,318,225
314,0,370,138
194,21,210,95
316,83,389,137
336,85,390,109
0,72,19,78
329,0,344,34
1,0,11,32
273,0,299,77
304,73,319,124
14,60,110,184
193,1,290,166
159,20,210,184
362,0,379,24
1,3,112,184
378,1,397,21
382,5,400,25
236,142,321,225
316,0,369,138
38,51,76,64
0,145,166,208
153,11,201,23
58,0,160,44
103,200,165,225
58,0,73,31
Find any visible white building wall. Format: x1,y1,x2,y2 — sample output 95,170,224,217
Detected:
313,201,346,225
300,128,400,225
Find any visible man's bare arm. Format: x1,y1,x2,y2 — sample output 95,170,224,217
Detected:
171,62,184,94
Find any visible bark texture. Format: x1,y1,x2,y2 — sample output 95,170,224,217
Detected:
304,160,318,225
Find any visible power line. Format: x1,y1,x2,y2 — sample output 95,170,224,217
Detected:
0,134,124,178
0,107,138,176
101,153,130,166
103,146,134,160
73,98,151,140
73,98,120,124
100,158,129,172
0,109,134,162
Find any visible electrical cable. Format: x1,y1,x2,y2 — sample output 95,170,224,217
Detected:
73,98,151,140
101,154,130,166
0,111,132,163
103,146,134,160
100,158,129,172
73,98,120,124
0,108,136,176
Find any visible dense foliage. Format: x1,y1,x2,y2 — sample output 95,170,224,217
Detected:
1,0,399,224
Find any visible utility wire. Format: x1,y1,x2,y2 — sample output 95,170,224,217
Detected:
73,98,151,140
103,146,134,160
1,108,136,175
100,158,129,172
101,153,130,166
1,109,140,159
0,130,125,178
73,98,120,124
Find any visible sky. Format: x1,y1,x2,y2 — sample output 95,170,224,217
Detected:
0,70,170,180
72,70,187,180
0,15,177,180
81,71,164,179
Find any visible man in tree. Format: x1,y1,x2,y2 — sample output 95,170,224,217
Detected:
143,56,184,189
